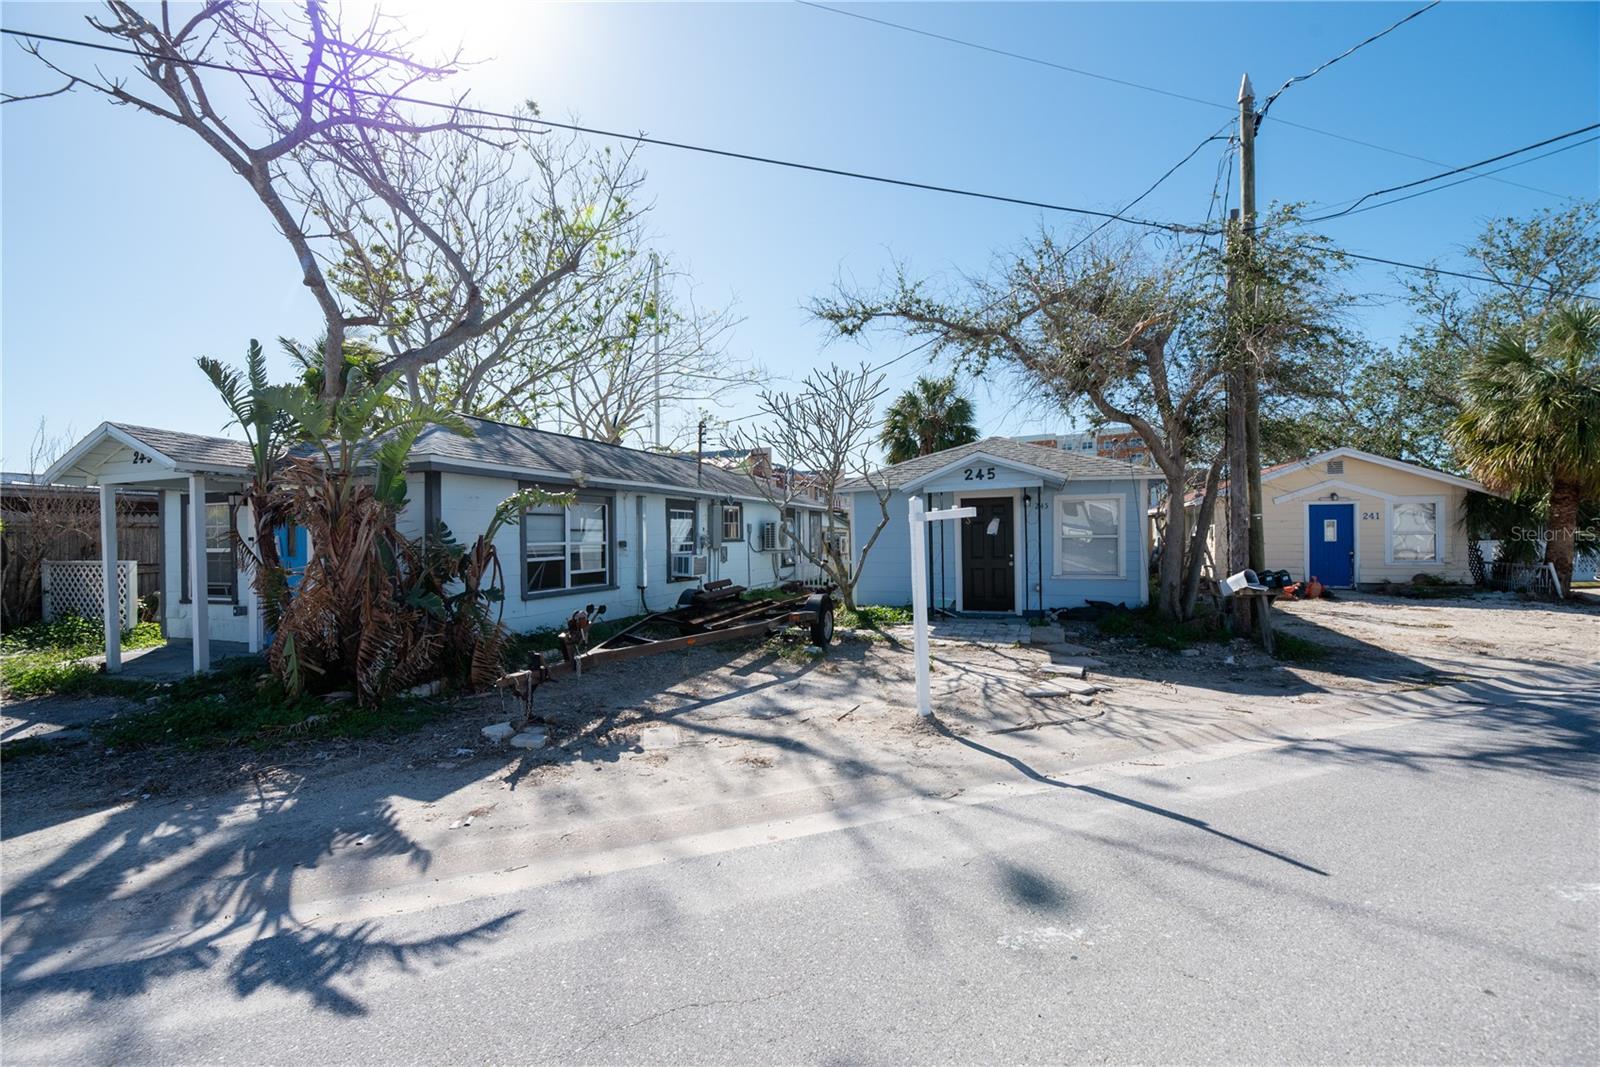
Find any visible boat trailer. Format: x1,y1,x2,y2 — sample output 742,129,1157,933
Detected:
498,580,835,720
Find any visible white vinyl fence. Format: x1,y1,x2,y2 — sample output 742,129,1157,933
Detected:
41,560,140,629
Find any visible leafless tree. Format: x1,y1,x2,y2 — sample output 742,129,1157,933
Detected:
314,119,648,417
725,365,892,611
1,423,116,627
9,1,617,407
543,264,752,446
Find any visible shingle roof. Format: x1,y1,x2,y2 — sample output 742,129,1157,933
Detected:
111,423,255,472
842,436,1159,491
409,417,783,501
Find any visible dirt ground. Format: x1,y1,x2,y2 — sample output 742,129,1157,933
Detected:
3,590,1595,830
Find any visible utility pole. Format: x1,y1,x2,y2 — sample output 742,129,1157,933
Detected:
695,417,706,488
1239,74,1266,580
1225,77,1254,635
651,252,664,451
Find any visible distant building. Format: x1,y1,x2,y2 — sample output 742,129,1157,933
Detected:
1014,426,1149,465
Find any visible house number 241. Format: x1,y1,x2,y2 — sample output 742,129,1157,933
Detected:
963,466,998,481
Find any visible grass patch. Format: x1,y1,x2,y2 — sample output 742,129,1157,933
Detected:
1273,633,1329,663
0,616,167,699
95,659,449,751
837,604,911,630
1096,606,1224,651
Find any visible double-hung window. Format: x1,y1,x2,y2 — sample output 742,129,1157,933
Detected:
180,494,237,602
1055,495,1125,578
1389,500,1441,563
523,496,611,595
667,499,698,580
721,503,744,543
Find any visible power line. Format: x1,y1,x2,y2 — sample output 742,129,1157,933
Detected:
0,25,1213,239
1065,119,1233,256
1310,135,1600,223
1303,126,1600,223
0,25,1573,298
1256,2,1440,125
794,0,1565,201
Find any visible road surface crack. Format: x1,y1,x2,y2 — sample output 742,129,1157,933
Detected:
571,987,793,1054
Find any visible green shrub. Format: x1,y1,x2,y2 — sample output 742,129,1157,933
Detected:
0,617,166,698
1274,633,1329,663
96,659,447,750
1096,606,1222,651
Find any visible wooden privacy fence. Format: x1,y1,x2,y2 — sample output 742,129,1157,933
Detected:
41,560,141,629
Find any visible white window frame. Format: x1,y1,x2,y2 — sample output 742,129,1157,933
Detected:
667,498,699,581
1053,493,1126,579
523,496,612,597
1385,496,1445,566
721,502,744,543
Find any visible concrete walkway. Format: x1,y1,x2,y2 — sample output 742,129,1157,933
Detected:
98,640,257,681
885,617,1034,646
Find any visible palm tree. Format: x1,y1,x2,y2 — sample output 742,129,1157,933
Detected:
1451,304,1600,592
197,340,298,626
879,376,979,464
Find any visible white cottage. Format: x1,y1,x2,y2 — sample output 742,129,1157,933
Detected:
843,438,1161,615
44,418,827,674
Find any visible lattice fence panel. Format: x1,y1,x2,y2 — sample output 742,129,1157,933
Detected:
41,560,139,629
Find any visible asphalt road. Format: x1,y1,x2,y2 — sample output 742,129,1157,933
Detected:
4,679,1596,1064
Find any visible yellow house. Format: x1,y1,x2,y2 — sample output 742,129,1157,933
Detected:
1198,448,1489,588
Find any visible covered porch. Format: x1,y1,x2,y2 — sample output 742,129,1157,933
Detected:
43,422,260,676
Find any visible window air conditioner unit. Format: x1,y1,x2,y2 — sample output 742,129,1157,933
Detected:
757,521,778,552
672,554,709,578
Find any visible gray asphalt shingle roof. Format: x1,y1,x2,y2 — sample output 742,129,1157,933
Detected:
111,423,255,472
842,436,1159,491
410,417,778,500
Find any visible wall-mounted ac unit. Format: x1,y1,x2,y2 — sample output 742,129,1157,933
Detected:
757,521,778,552
672,553,709,578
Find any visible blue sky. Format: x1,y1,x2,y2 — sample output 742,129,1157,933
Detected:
3,1,1596,464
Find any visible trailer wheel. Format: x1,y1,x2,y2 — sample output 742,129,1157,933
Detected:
805,594,835,647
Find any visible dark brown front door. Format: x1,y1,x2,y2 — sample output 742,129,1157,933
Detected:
961,497,1014,612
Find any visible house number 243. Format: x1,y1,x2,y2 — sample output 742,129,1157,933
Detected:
963,466,997,481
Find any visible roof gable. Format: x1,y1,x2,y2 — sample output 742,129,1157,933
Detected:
44,422,254,485
843,436,1158,492
1261,447,1485,493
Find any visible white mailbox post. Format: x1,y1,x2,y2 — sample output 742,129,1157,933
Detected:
908,495,976,718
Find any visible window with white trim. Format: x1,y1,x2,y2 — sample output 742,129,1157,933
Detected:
180,494,237,602
1390,501,1439,563
1055,495,1124,577
523,497,610,594
667,499,698,580
721,503,744,542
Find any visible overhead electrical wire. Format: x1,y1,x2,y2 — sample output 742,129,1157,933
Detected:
1255,1,1441,125
795,0,1564,202
0,25,1573,296
1309,135,1600,223
1300,123,1600,222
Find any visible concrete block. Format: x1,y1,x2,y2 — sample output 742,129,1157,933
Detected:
510,729,546,750
1039,664,1087,679
1071,694,1096,706
481,722,516,743
1051,655,1108,670
1041,642,1094,656
638,726,679,751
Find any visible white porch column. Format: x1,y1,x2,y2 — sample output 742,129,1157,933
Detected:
188,473,210,675
244,504,261,654
99,482,121,673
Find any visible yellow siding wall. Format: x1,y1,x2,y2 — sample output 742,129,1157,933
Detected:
1200,456,1474,585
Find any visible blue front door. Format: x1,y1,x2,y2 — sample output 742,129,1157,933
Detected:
1308,503,1355,587
277,523,309,591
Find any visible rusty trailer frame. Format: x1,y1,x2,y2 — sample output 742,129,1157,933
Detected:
498,580,835,720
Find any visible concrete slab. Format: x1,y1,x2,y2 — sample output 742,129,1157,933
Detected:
1039,642,1095,656
1049,655,1108,670
509,729,546,750
1039,664,1087,678
638,726,679,751
481,722,515,743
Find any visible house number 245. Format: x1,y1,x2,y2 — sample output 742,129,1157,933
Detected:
963,466,998,481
